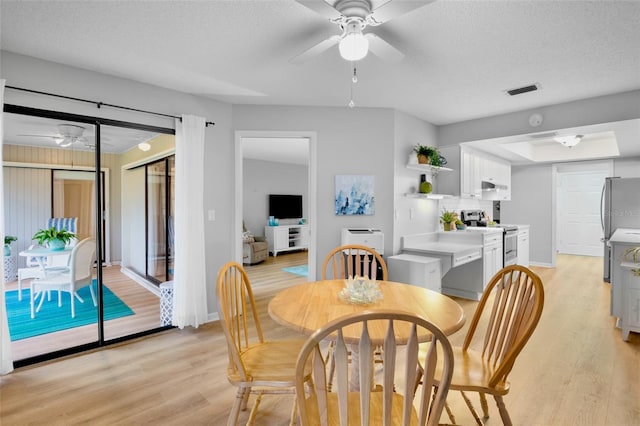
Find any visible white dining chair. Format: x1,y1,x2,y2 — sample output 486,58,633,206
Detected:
30,238,96,319
16,217,78,301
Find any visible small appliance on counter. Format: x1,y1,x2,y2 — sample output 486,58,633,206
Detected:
461,210,487,227
341,228,384,255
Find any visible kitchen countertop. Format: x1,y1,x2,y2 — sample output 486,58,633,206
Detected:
500,224,530,229
460,227,504,233
402,232,483,276
403,240,483,253
610,228,640,245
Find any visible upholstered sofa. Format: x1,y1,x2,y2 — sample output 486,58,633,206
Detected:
242,226,268,265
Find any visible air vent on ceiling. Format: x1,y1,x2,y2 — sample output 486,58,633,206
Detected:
528,131,558,140
506,83,540,96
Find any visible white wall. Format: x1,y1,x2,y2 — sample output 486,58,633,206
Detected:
233,105,396,274
501,165,555,265
243,158,308,237
438,90,640,147
392,110,440,253
613,156,640,178
438,91,640,266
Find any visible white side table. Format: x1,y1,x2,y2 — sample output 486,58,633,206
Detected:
3,254,17,283
160,280,174,326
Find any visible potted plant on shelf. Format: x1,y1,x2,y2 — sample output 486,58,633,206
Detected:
4,236,17,256
439,209,458,232
32,227,77,251
413,144,442,166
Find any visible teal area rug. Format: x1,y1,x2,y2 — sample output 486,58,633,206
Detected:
282,264,308,277
5,281,134,341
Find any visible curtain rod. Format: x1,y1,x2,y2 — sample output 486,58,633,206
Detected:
5,85,215,126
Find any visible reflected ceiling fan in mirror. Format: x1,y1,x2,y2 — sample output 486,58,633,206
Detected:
292,0,431,63
18,123,109,150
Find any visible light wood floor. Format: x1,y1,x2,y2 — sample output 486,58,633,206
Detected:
1,253,639,425
5,265,161,361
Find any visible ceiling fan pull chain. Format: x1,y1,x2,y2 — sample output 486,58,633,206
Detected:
348,63,357,108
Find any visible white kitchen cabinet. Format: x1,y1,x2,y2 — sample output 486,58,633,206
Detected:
387,254,442,293
620,262,640,341
517,226,530,266
481,156,511,201
265,224,309,257
461,148,482,199
483,232,503,286
437,145,511,201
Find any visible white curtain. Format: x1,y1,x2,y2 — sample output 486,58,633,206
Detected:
172,115,208,328
0,79,14,374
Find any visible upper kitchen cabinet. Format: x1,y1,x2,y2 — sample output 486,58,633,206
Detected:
481,155,511,201
436,145,511,200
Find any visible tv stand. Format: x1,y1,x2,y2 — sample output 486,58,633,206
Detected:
265,224,309,257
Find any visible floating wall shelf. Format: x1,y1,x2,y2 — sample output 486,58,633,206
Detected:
406,164,453,173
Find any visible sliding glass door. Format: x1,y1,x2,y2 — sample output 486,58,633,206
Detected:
146,156,175,284
3,107,175,365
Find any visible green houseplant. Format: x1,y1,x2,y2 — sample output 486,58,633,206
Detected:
439,209,458,232
33,227,77,251
413,144,442,166
4,235,17,256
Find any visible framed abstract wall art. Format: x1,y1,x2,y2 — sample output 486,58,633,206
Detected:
335,175,375,215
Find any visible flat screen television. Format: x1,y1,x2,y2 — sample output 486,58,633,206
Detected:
269,194,303,219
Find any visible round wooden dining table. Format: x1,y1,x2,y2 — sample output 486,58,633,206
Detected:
268,279,466,345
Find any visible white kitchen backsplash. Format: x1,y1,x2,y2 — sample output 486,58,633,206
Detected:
439,199,494,220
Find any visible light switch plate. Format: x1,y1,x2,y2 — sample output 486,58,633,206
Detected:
208,210,216,221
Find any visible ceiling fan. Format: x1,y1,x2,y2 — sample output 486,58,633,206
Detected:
19,123,96,149
292,0,431,63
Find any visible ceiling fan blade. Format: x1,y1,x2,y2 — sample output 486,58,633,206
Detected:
295,0,343,21
368,0,433,25
365,33,404,62
17,134,58,139
290,35,341,64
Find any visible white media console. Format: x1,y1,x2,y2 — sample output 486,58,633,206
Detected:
265,224,310,257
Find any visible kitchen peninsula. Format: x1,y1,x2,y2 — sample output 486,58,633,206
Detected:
401,228,503,300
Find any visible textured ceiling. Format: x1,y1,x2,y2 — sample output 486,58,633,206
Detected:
1,0,639,163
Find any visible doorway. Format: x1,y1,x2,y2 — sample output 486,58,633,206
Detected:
554,161,613,257
234,131,317,279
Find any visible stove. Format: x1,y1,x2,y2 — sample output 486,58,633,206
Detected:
460,210,487,227
497,225,518,265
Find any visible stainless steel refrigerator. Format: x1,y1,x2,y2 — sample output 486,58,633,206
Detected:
601,177,640,281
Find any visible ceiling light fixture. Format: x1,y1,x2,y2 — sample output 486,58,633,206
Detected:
554,135,583,148
138,142,151,152
339,20,368,61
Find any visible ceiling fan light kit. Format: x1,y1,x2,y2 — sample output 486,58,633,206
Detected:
339,20,369,61
293,0,422,63
555,135,583,148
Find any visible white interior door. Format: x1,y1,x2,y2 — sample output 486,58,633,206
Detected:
557,171,608,256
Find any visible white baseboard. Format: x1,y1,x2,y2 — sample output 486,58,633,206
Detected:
119,266,161,297
529,261,554,268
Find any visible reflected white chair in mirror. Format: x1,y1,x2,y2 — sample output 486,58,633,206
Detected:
16,244,47,301
30,238,96,319
17,217,78,301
